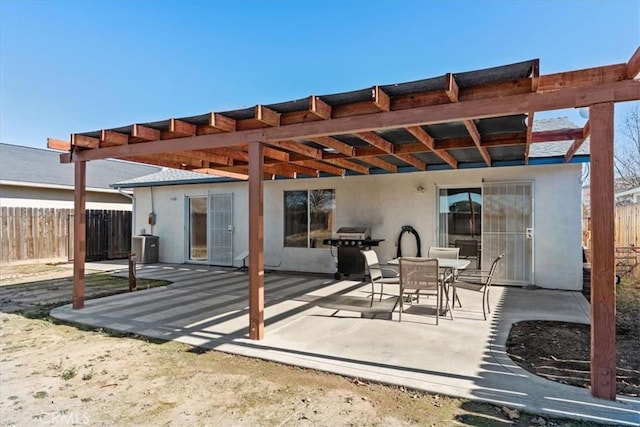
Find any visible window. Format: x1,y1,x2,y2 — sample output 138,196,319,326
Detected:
284,189,335,248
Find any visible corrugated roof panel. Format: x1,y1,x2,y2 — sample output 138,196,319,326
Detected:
488,145,526,161
376,128,418,144
453,60,534,87
423,122,470,139
476,115,527,135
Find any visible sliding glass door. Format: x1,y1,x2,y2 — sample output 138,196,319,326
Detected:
188,197,207,262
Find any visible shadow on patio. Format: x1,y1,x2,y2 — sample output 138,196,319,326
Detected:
51,264,640,425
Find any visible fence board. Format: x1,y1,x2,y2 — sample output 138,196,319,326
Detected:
1,207,132,264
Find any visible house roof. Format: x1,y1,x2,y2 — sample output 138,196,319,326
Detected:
0,143,160,191
112,117,588,188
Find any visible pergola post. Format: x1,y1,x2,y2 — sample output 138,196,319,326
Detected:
73,160,87,309
248,141,265,340
589,102,616,400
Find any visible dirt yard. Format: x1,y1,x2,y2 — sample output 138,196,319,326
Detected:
507,277,640,397
0,263,622,426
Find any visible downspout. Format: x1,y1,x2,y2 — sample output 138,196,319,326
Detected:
117,187,136,237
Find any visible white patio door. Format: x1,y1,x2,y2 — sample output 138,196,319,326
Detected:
482,181,533,285
208,193,233,266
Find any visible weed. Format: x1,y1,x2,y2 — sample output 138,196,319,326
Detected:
8,395,18,400
82,371,93,381
80,397,92,403
33,391,48,399
61,367,76,380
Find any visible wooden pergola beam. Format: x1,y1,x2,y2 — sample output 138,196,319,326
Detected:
169,118,197,136
525,112,534,165
565,119,591,163
406,125,458,168
100,130,129,147
358,156,397,173
463,120,491,166
255,105,281,127
589,102,616,400
192,168,249,180
71,134,99,149
132,124,161,141
538,63,627,91
531,128,585,142
309,136,355,156
627,47,640,79
62,79,639,163
356,132,395,153
248,141,265,340
266,140,322,159
294,160,344,176
73,161,86,309
322,157,369,174
47,138,71,151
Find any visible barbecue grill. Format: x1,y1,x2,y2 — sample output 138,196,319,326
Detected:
323,227,385,280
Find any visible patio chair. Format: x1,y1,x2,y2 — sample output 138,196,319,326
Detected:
361,250,400,307
398,257,452,325
427,246,460,259
451,253,504,320
455,239,480,269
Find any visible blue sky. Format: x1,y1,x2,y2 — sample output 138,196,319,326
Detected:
1,0,638,149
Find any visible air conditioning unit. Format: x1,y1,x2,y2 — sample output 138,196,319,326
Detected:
132,235,159,264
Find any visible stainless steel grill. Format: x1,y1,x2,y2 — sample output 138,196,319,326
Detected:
323,227,384,280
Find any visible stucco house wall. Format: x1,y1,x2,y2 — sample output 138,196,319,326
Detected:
130,163,583,291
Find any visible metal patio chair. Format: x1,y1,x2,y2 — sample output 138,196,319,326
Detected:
398,257,452,325
451,253,504,320
361,250,400,307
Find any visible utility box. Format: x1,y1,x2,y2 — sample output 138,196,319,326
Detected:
132,235,159,264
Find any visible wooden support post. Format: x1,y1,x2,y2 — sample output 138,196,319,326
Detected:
248,141,265,340
73,161,86,309
589,102,616,400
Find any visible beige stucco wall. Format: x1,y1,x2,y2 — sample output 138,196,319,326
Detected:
132,163,583,290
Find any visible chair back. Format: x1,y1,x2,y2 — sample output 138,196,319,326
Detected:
361,250,383,281
485,253,504,287
428,247,460,259
399,257,440,292
455,240,479,258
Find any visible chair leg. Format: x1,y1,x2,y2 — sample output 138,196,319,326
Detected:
370,282,375,307
379,284,384,302
486,288,491,313
398,293,403,322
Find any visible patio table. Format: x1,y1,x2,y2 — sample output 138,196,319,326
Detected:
388,258,471,317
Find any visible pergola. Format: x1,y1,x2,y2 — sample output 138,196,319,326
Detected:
48,48,640,400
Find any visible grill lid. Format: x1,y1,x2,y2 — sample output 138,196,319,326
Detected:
337,226,371,240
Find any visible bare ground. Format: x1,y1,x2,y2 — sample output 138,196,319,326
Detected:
0,263,620,426
506,277,640,397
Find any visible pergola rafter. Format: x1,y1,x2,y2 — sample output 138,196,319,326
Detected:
48,51,640,401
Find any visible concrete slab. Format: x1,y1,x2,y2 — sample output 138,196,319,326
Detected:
51,264,640,426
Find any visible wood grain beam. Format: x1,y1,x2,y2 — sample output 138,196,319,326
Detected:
565,119,591,162
309,136,355,156
358,156,397,173
65,79,639,163
532,128,585,142
294,160,344,176
589,102,616,400
538,63,627,91
176,150,233,166
463,120,491,166
121,155,187,169
71,134,99,149
132,124,161,141
373,86,390,111
356,131,395,153
72,160,86,309
406,126,458,168
525,112,534,164
445,73,459,103
395,153,426,170
323,157,369,174
266,140,322,159
627,46,640,79
47,138,71,151
169,119,197,136
248,142,265,340
196,113,237,135
191,168,249,180
100,130,129,147
309,95,332,119
208,147,249,162
255,105,280,127
262,146,289,162
531,59,540,92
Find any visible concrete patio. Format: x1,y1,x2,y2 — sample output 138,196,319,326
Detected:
51,263,640,426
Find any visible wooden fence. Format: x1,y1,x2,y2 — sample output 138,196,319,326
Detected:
615,203,640,247
1,207,132,264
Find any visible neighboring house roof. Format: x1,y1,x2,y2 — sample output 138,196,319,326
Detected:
0,143,161,192
615,186,640,204
529,117,590,159
113,117,589,189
